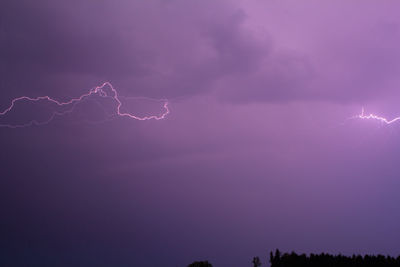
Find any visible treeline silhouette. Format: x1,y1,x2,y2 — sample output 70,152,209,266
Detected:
269,249,400,267
188,250,400,267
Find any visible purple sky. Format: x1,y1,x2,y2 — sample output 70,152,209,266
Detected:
2,1,400,266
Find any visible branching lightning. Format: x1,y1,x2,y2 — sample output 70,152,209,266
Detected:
356,107,400,124
0,82,169,128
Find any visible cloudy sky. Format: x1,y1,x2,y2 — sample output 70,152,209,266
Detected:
2,1,400,266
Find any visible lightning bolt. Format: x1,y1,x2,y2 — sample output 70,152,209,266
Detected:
356,107,400,124
0,82,169,128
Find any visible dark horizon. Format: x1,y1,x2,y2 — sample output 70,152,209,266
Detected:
2,1,400,266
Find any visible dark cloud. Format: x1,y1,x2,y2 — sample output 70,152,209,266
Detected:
0,0,268,101
3,0,400,106
215,50,315,103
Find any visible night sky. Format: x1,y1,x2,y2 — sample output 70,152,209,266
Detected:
2,1,400,266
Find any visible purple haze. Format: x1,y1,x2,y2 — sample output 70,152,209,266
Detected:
2,1,400,266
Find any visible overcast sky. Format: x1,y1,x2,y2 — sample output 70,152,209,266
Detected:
2,1,400,266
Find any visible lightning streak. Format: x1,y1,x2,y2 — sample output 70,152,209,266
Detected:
0,82,169,128
356,107,400,124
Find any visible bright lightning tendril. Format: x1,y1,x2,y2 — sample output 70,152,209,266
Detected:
356,107,400,124
0,82,169,128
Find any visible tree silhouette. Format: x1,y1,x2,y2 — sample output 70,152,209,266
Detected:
187,260,213,267
253,256,262,267
270,249,282,267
